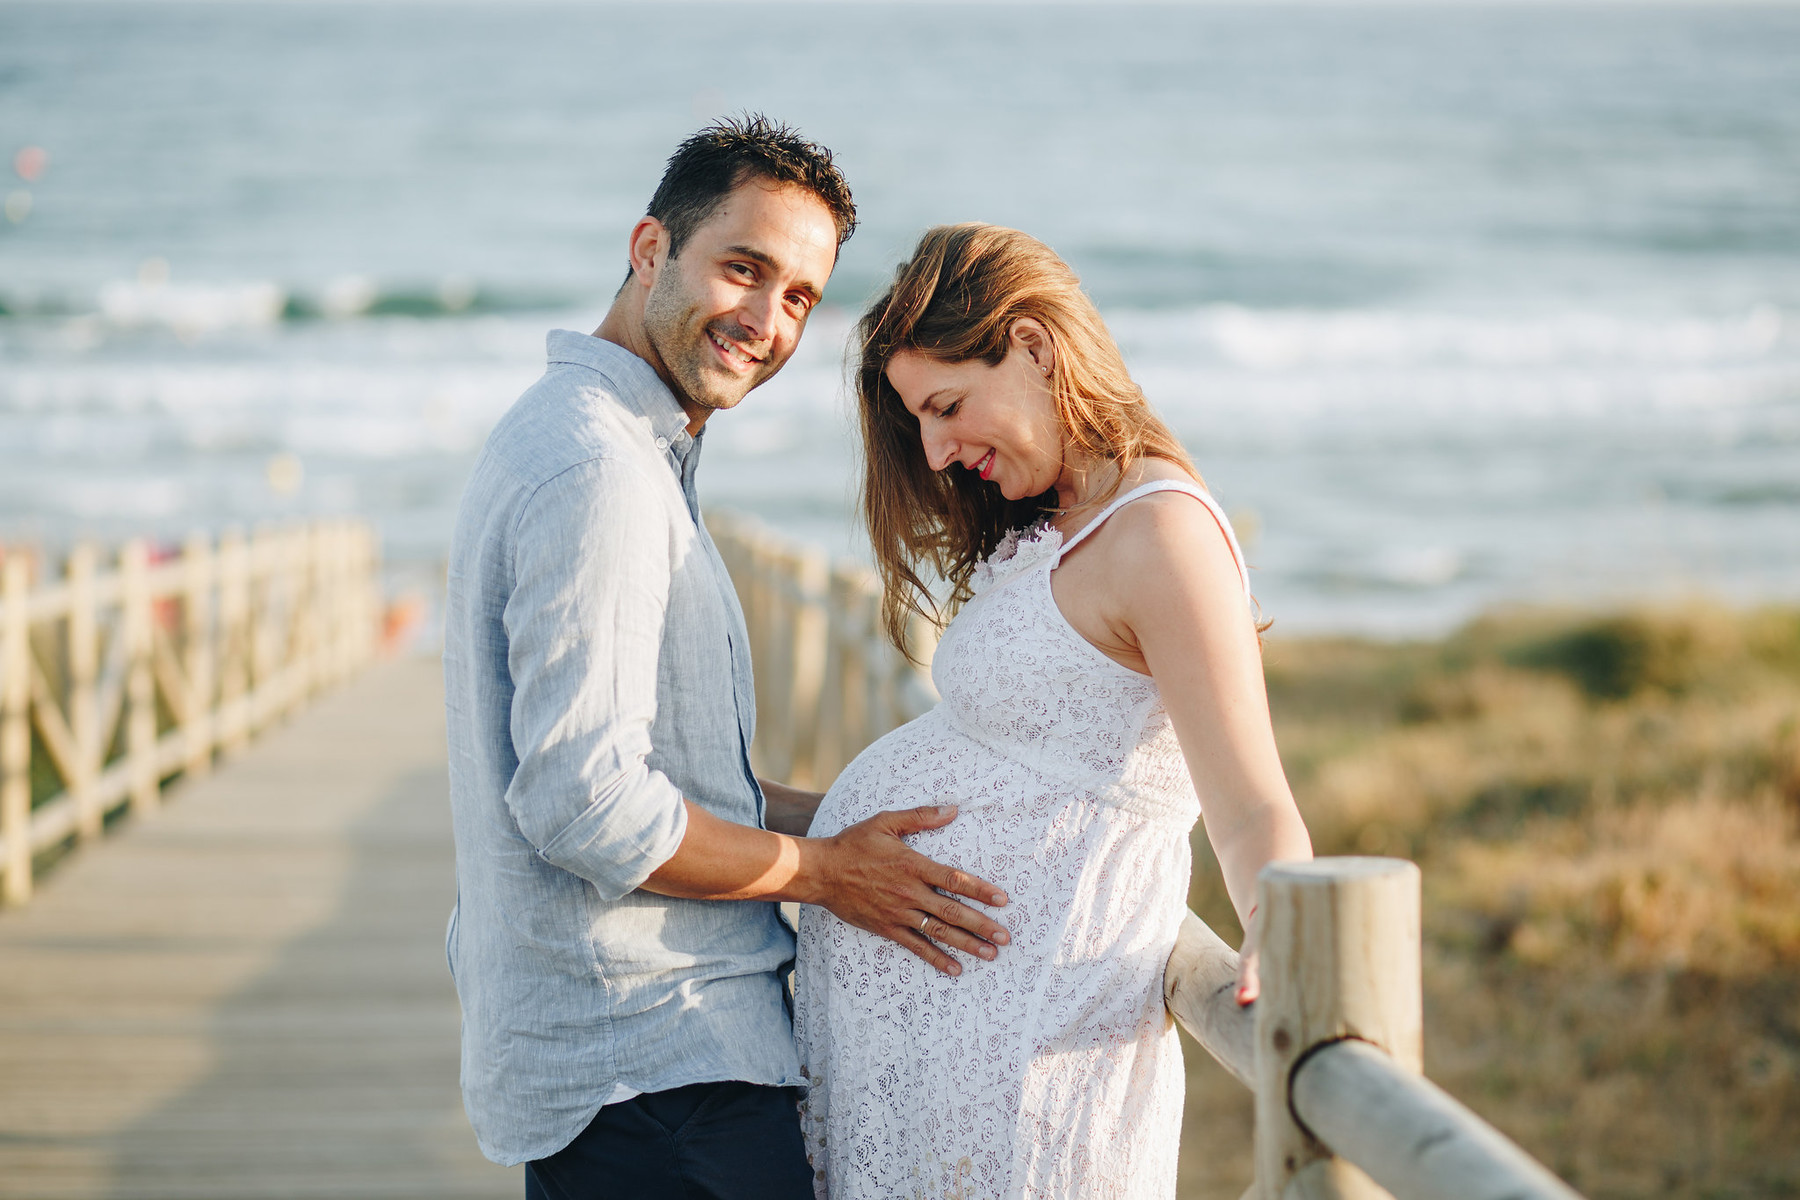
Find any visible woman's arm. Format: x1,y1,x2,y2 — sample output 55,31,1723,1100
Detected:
759,777,826,837
1105,494,1314,1004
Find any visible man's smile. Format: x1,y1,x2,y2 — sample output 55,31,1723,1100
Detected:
708,329,762,370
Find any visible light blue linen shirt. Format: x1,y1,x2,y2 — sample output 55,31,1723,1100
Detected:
443,330,802,1167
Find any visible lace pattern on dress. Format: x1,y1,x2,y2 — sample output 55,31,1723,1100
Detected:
796,484,1246,1199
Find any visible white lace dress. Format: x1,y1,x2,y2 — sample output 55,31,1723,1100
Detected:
794,481,1251,1200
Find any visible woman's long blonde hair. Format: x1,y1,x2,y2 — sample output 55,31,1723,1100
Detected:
857,223,1201,656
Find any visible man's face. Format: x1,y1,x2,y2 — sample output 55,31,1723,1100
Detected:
640,180,838,426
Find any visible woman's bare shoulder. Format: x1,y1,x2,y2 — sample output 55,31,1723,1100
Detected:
1094,483,1243,600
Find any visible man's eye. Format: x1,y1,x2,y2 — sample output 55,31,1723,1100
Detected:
728,263,755,278
787,293,812,313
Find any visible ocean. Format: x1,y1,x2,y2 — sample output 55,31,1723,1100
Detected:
3,0,1797,634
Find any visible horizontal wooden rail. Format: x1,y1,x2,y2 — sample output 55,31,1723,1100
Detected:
1164,861,1587,1200
1164,909,1256,1086
1292,1039,1584,1200
0,520,381,905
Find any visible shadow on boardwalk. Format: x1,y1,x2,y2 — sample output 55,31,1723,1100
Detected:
0,659,513,1200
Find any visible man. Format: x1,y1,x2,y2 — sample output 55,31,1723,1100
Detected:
442,116,1011,1199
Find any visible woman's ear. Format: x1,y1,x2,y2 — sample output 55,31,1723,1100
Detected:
1009,318,1055,378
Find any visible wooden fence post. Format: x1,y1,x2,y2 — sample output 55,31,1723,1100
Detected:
67,543,101,841
217,528,249,754
786,547,829,790
121,539,159,817
248,524,275,729
1256,858,1422,1200
297,524,321,708
831,567,869,771
2,556,32,905
182,531,214,778
358,522,379,667
328,520,350,685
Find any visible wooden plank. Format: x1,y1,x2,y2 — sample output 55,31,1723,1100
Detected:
150,635,192,728
89,611,129,780
28,655,80,791
0,657,514,1200
24,579,72,624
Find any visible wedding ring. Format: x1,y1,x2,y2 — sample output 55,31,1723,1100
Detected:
919,914,931,935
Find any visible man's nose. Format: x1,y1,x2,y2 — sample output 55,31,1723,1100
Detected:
737,286,782,342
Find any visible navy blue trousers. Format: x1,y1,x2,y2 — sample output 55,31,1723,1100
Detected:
525,1081,813,1200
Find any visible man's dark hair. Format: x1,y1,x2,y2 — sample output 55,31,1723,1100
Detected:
634,114,856,277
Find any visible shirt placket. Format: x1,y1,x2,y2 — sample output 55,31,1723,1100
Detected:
672,429,765,826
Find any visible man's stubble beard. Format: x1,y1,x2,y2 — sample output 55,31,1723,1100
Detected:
642,269,764,418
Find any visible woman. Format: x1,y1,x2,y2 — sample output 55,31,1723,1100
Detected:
793,225,1313,1199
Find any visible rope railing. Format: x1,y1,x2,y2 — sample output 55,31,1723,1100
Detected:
708,510,1591,1200
0,520,381,905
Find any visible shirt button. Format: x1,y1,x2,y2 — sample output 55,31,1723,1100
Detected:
655,437,670,450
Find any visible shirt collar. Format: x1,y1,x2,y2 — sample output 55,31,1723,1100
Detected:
545,329,695,452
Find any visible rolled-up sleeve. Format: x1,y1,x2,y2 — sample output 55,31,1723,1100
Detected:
503,457,690,900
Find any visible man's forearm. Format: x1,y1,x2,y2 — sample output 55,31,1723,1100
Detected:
641,800,828,904
759,777,825,837
637,798,1013,978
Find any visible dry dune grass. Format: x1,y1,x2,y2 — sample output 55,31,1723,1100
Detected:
1178,605,1800,1200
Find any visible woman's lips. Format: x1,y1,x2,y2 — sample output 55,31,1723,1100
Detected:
976,450,995,480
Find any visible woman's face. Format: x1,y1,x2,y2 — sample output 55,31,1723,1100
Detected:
887,324,1074,504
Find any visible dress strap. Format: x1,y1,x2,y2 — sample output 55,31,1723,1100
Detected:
1054,480,1252,598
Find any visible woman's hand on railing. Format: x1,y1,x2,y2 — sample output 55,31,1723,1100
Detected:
1235,903,1261,1006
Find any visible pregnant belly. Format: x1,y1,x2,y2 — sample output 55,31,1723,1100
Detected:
807,708,1014,839
802,708,1194,991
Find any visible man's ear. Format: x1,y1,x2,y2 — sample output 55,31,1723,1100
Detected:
1010,317,1055,377
625,216,669,289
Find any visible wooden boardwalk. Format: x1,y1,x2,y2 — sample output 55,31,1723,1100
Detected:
0,657,514,1199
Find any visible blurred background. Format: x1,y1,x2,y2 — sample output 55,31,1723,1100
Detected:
4,0,1797,637
4,3,1799,1198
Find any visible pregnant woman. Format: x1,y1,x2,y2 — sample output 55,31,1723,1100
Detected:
794,224,1314,1199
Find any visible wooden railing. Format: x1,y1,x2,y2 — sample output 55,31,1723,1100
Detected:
709,511,1590,1200
707,510,938,789
0,520,381,906
1167,860,1586,1200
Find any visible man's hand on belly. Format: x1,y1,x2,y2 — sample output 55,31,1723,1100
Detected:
801,805,1011,977
641,800,1010,977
